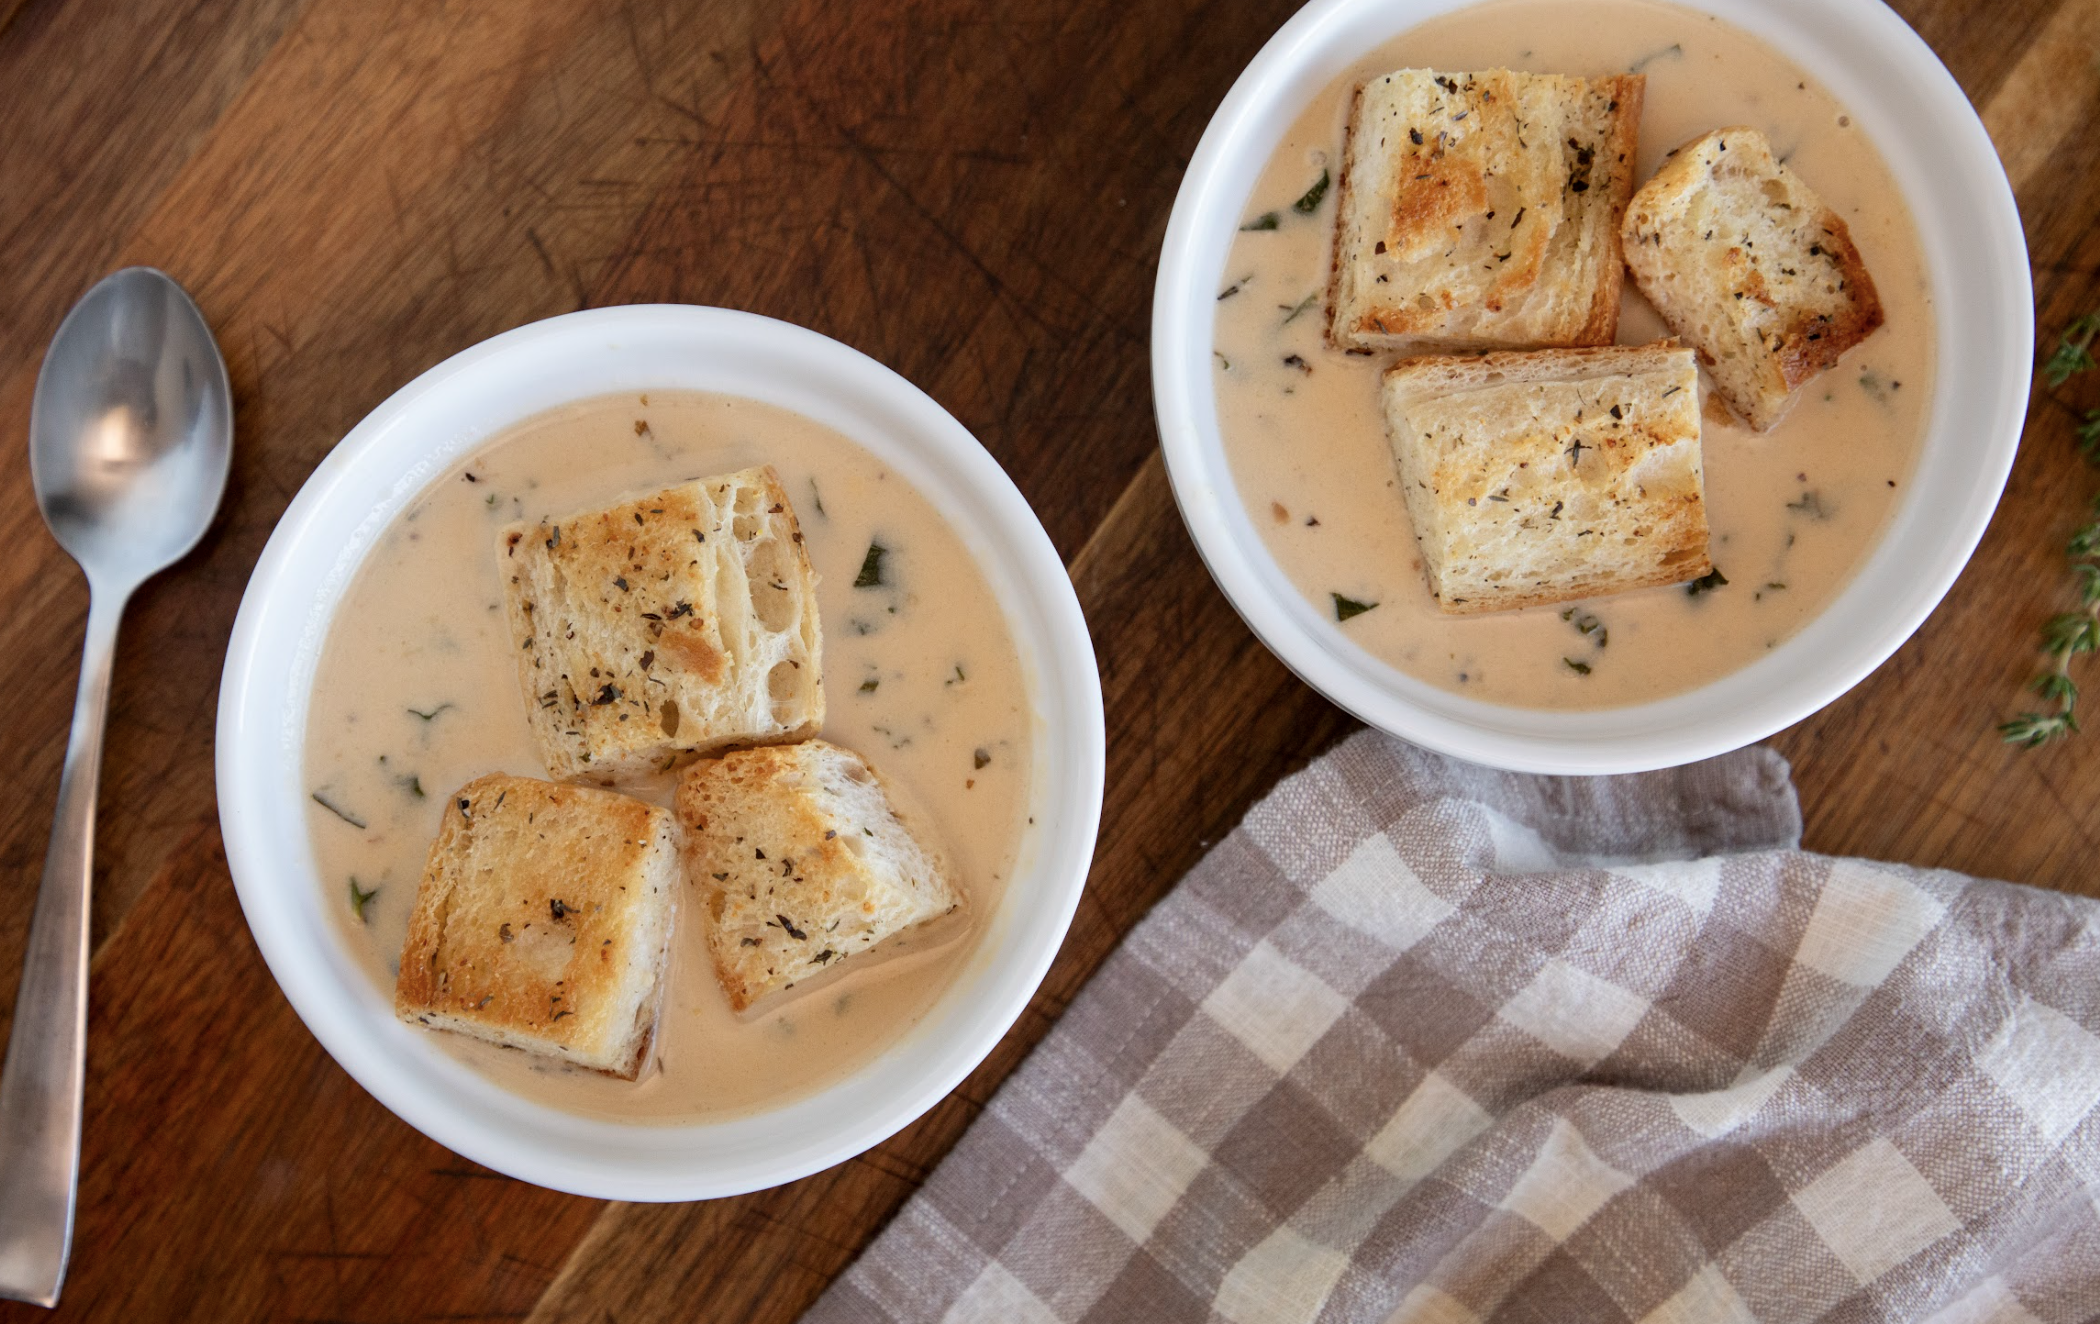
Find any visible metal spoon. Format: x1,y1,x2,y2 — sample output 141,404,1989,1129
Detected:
0,268,231,1306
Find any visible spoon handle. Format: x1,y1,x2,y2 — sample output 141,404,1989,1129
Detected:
0,593,123,1307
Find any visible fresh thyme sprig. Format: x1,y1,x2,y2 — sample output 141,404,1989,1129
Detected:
2002,312,2100,746
2043,312,2100,387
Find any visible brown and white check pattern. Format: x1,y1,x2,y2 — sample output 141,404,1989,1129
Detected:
806,732,2100,1323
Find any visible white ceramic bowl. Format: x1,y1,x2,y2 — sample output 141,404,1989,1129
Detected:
1152,0,2031,774
217,307,1105,1200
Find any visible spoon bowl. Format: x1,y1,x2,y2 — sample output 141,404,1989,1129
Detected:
0,267,230,1306
29,268,231,586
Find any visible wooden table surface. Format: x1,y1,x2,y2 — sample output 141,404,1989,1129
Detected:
1,0,2096,1316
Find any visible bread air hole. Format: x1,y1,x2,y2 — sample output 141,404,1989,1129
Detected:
746,539,795,631
767,661,800,724
731,484,764,541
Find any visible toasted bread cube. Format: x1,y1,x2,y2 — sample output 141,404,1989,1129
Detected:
1621,128,1884,430
395,774,678,1079
1382,343,1711,614
1327,68,1643,354
675,740,959,1011
502,465,823,783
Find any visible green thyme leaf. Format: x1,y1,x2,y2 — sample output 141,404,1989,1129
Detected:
348,877,380,923
2044,312,2100,387
1292,169,1330,214
1332,593,1377,622
312,791,367,830
1564,657,1593,676
1240,212,1281,232
2034,672,2080,705
1686,568,1729,596
1628,42,1683,74
2001,711,2077,748
2076,410,2100,465
854,541,888,588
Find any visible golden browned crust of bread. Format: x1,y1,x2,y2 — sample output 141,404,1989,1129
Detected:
395,774,679,1079
1322,86,1366,354
1325,68,1643,354
1572,75,1645,347
1774,221,1881,388
676,740,958,1012
1382,342,1711,615
501,465,823,783
1621,127,1884,430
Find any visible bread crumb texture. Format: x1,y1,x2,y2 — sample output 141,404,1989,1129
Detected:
677,739,959,1012
1621,127,1883,430
394,774,679,1080
1383,343,1711,614
501,465,824,783
1328,68,1644,353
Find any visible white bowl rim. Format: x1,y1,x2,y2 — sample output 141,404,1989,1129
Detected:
216,304,1106,1200
1151,0,2033,774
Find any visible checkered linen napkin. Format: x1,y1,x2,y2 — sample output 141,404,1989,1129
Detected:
806,731,2100,1323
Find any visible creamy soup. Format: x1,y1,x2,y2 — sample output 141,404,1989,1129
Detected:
1215,0,1934,708
303,392,1034,1123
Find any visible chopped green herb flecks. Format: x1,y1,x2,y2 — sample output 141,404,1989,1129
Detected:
858,677,879,694
400,774,425,799
407,703,454,722
1858,369,1897,403
854,541,888,588
1786,490,1829,519
1292,169,1330,214
1564,657,1593,676
974,748,991,770
809,479,827,517
312,791,367,830
1240,212,1281,232
1332,593,1377,622
348,877,379,924
1558,606,1608,648
1686,568,1729,597
1281,292,1320,326
1628,42,1683,74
